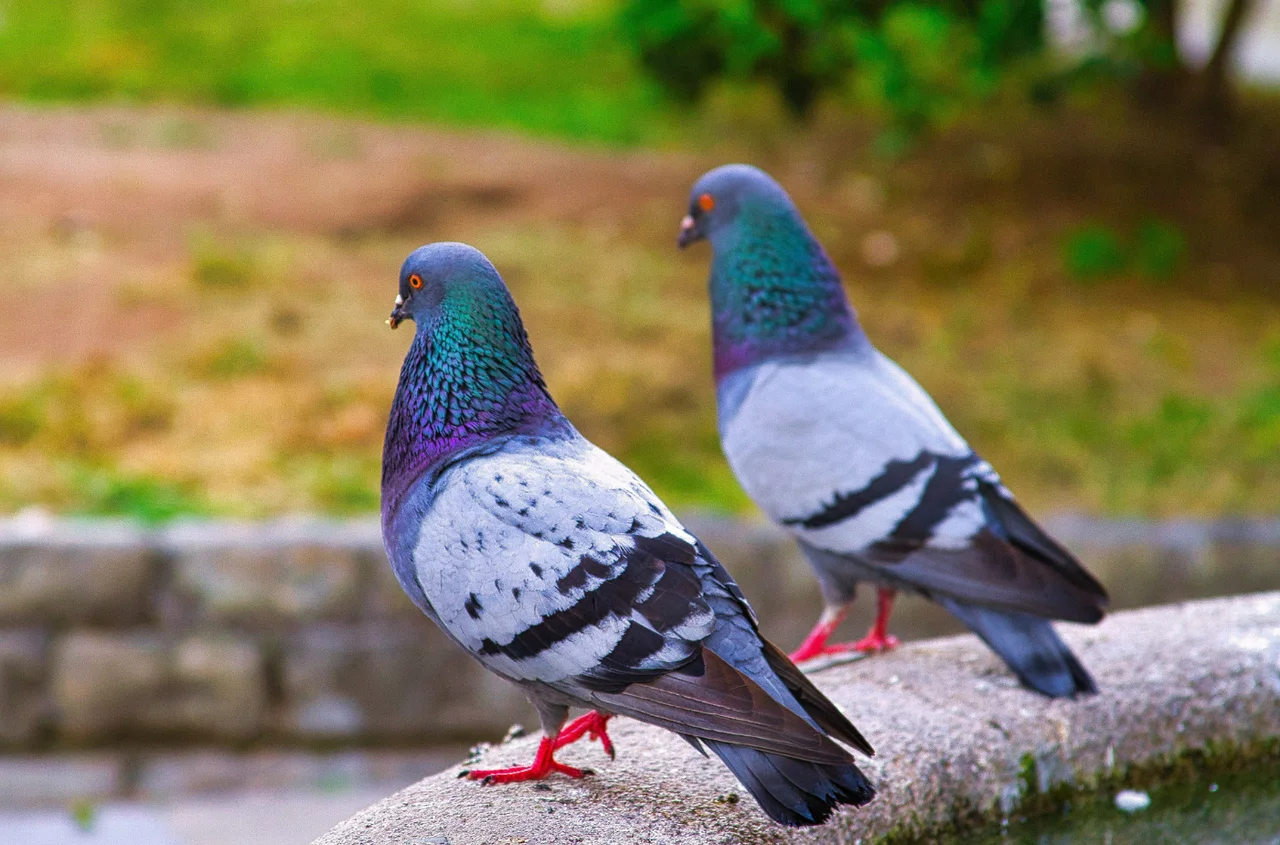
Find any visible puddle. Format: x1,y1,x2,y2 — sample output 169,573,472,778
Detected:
940,770,1280,845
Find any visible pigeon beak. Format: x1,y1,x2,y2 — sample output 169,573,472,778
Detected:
387,294,406,330
677,215,699,249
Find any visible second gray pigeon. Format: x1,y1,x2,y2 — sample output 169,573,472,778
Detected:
677,164,1109,698
380,242,875,826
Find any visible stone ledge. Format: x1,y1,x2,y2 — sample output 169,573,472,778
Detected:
314,591,1280,845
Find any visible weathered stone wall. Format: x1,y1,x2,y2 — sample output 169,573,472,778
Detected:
0,516,532,751
1,513,1278,753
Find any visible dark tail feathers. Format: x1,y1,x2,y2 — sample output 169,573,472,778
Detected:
702,740,875,827
938,597,1096,698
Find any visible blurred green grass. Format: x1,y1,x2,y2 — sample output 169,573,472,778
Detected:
0,218,1276,520
0,0,673,144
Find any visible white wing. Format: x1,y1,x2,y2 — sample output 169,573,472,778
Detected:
410,436,714,685
721,350,992,554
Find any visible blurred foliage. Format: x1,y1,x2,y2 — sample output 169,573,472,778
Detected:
190,233,260,290
620,0,1248,133
0,0,1257,141
72,467,208,523
1061,219,1185,284
0,365,210,521
1062,223,1128,282
1133,218,1186,281
620,0,1041,126
976,333,1280,516
196,337,270,379
293,454,385,514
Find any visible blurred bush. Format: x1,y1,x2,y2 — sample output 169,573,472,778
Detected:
1060,219,1185,284
620,0,1255,132
1132,218,1186,281
1062,223,1127,282
619,0,1041,126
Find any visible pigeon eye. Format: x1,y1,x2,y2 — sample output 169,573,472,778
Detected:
409,274,423,289
698,193,715,212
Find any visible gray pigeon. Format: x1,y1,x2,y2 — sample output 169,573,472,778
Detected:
380,242,875,826
677,164,1109,698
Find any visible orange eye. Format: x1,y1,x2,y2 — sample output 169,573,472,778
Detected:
698,193,715,212
409,274,423,289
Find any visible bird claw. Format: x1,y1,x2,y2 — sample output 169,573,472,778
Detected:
790,641,858,663
851,632,900,653
469,759,588,785
462,735,591,785
791,635,898,665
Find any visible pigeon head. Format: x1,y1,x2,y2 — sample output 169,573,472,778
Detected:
387,242,504,330
677,163,795,250
381,243,563,512
679,165,863,381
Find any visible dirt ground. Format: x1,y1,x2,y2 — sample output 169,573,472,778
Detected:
0,103,1276,518
0,105,699,369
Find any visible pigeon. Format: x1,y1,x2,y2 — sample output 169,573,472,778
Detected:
380,242,875,826
677,164,1109,698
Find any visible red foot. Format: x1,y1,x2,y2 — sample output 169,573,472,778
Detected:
790,626,839,662
850,630,901,653
553,711,615,759
463,737,589,785
789,588,900,663
789,639,869,662
851,588,900,653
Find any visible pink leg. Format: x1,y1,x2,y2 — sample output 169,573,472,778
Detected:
552,711,615,759
850,588,900,653
463,736,589,785
789,589,901,664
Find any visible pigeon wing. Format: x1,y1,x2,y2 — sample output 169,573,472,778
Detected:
725,352,1106,620
409,439,716,687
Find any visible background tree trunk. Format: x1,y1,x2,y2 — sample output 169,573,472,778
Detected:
1201,0,1255,128
1136,0,1190,108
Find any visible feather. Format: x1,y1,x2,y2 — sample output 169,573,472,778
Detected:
593,650,853,764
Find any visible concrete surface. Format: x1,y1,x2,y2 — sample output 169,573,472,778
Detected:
0,748,468,810
0,789,395,845
314,591,1280,845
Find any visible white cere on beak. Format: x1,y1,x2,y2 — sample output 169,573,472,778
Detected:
680,215,695,232
395,294,404,305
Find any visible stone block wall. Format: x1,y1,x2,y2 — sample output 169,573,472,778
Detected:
0,516,534,751
1,512,1277,753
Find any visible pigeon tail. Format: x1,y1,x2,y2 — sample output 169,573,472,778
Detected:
937,597,1096,698
702,740,875,827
